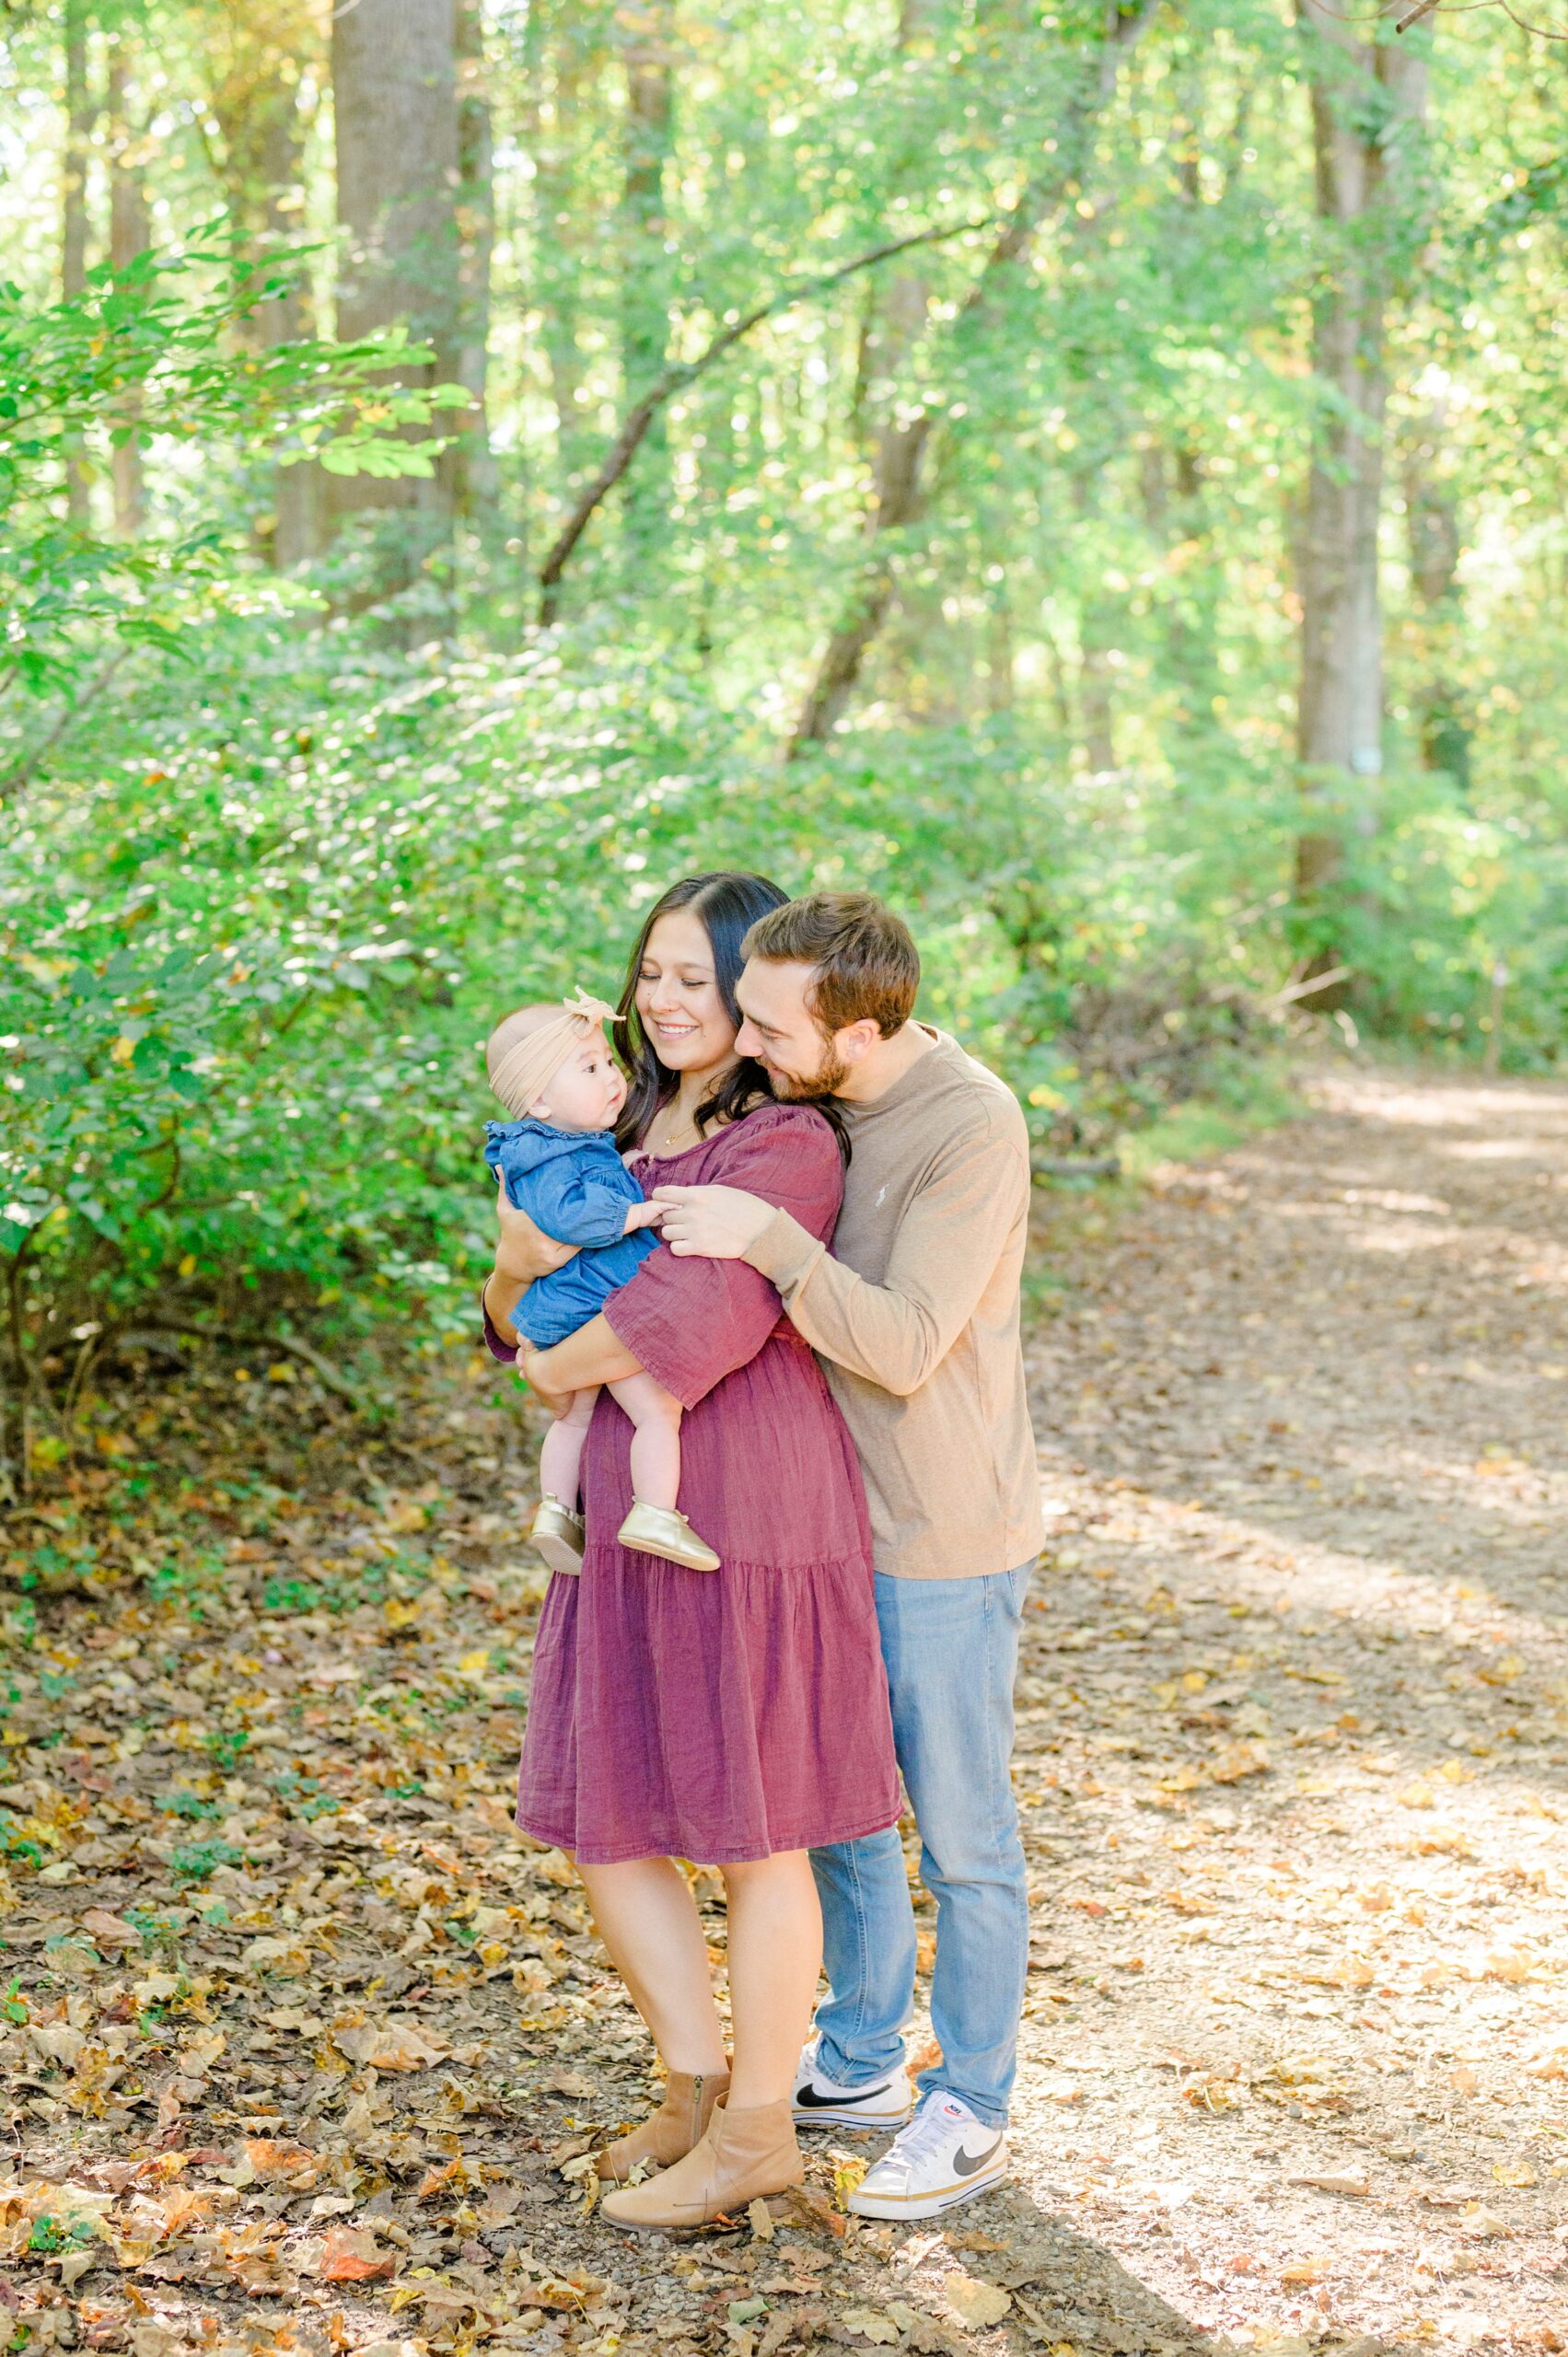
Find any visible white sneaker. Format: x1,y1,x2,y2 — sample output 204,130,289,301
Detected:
791,2038,913,2131
848,2090,1008,2219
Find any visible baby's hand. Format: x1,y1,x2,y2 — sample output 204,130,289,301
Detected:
621,1200,664,1235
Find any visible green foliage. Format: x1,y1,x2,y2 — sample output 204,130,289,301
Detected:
156,1789,219,1819
168,1837,246,1882
0,228,467,691
5,613,1561,1380
0,0,1563,1427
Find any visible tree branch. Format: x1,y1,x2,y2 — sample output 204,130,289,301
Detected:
786,0,1168,756
0,651,130,797
535,216,993,624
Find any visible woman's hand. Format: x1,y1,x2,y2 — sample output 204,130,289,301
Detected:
519,1344,576,1419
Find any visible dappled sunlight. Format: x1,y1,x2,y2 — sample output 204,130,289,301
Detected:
1016,1065,1568,2351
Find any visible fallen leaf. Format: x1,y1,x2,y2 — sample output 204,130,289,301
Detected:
943,2272,1012,2329
842,2310,900,2345
332,2019,448,2071
1287,2170,1368,2197
318,2228,397,2282
244,2138,319,2182
81,1907,141,1951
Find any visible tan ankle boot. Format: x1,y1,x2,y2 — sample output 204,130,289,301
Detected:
599,2096,803,2234
597,2068,730,2185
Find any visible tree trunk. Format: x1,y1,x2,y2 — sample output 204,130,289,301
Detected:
327,0,460,586
616,0,675,555
62,0,94,528
1295,6,1430,913
788,0,1163,758
531,1,594,496
455,0,496,518
202,0,320,565
108,44,147,539
1403,402,1469,787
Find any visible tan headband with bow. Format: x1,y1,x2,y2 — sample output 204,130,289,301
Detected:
489,988,618,1119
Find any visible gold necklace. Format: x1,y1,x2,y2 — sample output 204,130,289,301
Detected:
651,1099,700,1155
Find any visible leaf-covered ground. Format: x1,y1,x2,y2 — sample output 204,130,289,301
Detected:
3,1065,1564,2357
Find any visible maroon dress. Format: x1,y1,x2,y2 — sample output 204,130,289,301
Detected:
509,1101,901,1865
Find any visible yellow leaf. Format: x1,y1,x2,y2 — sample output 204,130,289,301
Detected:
1460,2203,1508,2238
944,2274,1012,2329
332,2019,448,2072
841,2311,900,2346
1493,2162,1537,2188
110,1035,136,1064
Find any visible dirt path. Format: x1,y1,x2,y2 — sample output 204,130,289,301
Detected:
3,1062,1564,2357
1001,1065,1568,2354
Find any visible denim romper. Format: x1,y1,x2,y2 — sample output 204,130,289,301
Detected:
483,1118,658,1350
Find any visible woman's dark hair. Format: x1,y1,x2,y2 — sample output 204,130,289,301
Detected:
612,872,789,1154
612,870,851,1163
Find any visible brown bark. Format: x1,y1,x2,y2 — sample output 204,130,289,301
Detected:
327,0,460,575
616,0,675,546
1295,6,1430,908
107,43,147,540
455,0,497,517
787,0,1165,759
62,0,94,528
532,1,596,489
1403,403,1469,785
788,0,938,750
201,0,321,564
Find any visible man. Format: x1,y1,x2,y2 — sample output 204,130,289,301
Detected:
654,890,1042,2221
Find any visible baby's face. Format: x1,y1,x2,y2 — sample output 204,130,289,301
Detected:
533,1028,628,1132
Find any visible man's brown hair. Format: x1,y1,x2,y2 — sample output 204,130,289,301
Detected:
742,891,920,1039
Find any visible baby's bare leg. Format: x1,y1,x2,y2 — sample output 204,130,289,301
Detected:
608,1373,683,1512
540,1385,599,1509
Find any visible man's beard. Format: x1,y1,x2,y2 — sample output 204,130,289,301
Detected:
766,1044,849,1101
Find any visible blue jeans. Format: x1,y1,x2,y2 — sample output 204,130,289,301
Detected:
809,1562,1034,2131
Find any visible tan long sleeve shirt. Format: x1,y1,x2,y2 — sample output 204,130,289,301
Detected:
744,1028,1044,1580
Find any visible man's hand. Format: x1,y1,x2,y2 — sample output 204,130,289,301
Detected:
495,1176,577,1283
518,1345,575,1420
652,1183,774,1260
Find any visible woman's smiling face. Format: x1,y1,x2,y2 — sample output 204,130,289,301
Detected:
634,908,738,1078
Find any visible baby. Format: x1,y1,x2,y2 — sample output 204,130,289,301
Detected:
483,991,721,1578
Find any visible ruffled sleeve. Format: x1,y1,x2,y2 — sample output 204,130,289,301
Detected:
602,1106,843,1410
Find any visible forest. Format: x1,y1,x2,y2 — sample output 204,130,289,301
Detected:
3,0,1566,1450
4,6,1568,2351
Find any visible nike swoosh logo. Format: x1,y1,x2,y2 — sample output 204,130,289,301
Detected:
796,2079,895,2109
953,2136,1005,2177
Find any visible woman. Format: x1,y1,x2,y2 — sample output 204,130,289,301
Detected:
481,871,901,2234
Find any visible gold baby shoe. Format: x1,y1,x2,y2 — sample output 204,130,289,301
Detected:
616,1503,721,1572
531,1494,585,1576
